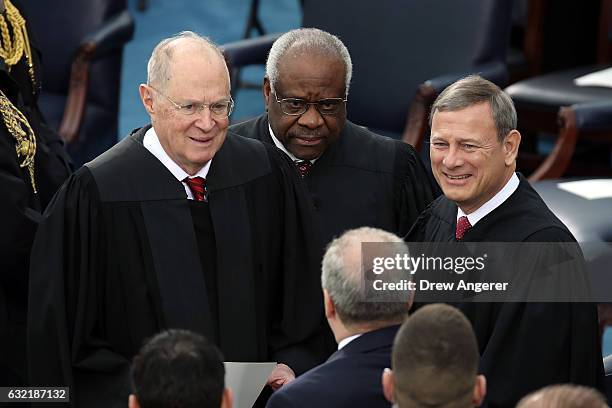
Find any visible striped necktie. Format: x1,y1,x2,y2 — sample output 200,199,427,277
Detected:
184,176,207,202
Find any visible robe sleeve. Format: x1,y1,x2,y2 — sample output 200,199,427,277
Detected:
470,228,604,407
394,142,441,237
28,170,131,408
266,148,332,375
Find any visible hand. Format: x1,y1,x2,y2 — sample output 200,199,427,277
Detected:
266,363,295,391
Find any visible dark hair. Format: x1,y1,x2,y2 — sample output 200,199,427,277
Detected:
131,329,225,408
392,304,479,408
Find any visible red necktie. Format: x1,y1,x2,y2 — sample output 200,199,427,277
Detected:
295,160,312,178
456,216,472,241
184,176,207,202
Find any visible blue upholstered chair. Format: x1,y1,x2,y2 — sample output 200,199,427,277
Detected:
223,0,514,151
506,0,612,180
21,0,135,167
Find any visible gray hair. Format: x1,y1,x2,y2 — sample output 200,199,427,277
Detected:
430,75,517,141
265,28,352,97
321,227,411,326
147,31,227,90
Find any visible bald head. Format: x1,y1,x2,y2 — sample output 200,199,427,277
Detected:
147,31,229,92
391,304,483,408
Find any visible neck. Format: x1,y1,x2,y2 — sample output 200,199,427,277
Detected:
334,319,402,343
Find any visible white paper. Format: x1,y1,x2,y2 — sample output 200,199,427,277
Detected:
557,179,612,200
224,362,276,408
574,67,612,88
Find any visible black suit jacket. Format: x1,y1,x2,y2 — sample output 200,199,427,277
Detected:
266,325,398,408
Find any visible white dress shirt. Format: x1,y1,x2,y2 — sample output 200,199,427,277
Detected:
337,333,363,350
143,126,211,200
456,172,520,226
268,123,318,164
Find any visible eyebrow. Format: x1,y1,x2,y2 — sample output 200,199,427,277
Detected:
430,135,481,145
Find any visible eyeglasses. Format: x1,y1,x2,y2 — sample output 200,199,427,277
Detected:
274,94,347,116
149,85,234,118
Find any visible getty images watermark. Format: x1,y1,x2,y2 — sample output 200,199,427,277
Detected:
360,242,611,303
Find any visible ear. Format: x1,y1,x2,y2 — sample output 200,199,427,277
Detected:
406,283,416,313
263,77,272,110
472,375,487,407
128,394,140,408
221,387,233,408
139,84,155,115
323,289,335,319
382,368,395,403
503,130,521,166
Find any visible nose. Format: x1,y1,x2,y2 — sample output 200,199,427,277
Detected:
297,104,324,129
441,145,464,169
193,107,216,132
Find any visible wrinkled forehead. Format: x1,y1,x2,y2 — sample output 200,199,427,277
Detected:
166,45,230,94
431,103,498,141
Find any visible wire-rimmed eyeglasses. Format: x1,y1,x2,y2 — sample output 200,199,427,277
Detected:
149,85,234,118
274,94,347,116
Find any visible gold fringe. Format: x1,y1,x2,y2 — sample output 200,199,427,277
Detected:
0,0,36,192
0,89,36,192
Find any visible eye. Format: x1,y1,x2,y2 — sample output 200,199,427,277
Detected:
286,99,305,109
431,141,448,149
210,102,227,114
318,100,339,112
461,143,478,151
180,103,197,114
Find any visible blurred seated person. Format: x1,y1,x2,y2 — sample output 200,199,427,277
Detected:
516,384,608,408
382,303,486,408
266,227,414,408
129,329,232,408
0,0,70,387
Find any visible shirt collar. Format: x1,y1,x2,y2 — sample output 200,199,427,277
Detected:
457,172,519,226
143,126,211,181
143,127,211,200
268,123,317,164
337,333,362,350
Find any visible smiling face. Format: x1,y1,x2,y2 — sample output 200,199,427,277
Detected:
139,40,231,175
430,102,520,214
264,51,347,161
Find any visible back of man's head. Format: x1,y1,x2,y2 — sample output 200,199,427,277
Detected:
383,304,485,408
321,227,413,332
516,384,608,408
130,329,232,408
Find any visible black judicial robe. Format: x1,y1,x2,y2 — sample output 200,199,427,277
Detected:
407,174,604,408
0,0,71,387
27,126,322,407
230,114,439,249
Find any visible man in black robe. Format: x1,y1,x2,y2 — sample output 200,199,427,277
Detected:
27,32,321,407
406,75,604,407
230,28,439,256
0,0,71,388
